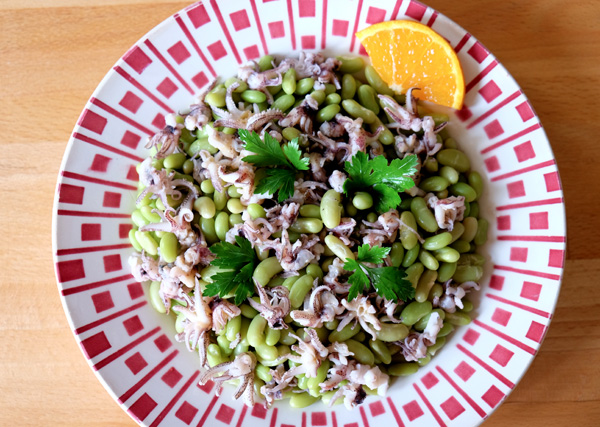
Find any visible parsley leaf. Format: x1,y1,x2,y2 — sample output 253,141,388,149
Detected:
343,244,414,303
240,130,308,201
343,152,418,212
203,235,259,305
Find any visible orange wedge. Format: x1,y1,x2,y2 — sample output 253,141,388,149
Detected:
356,20,465,109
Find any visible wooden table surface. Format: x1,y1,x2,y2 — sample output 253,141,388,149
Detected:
1,0,599,425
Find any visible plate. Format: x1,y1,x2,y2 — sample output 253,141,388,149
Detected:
52,1,566,426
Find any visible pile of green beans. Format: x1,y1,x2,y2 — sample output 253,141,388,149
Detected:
132,52,488,410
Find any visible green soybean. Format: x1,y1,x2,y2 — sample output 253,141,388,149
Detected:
417,355,431,366
255,343,279,361
253,257,283,287
227,186,242,198
279,328,297,345
352,192,373,210
229,213,243,226
468,201,480,218
453,265,483,282
345,202,358,217
289,218,324,234
307,359,331,396
445,311,472,326
282,127,301,141
402,243,421,268
415,269,438,303
247,203,266,220
188,136,218,155
411,197,438,233
364,65,394,95
458,254,486,266
255,364,273,383
206,88,226,108
257,54,274,71
433,247,461,263
129,229,142,252
437,148,471,172
345,340,375,365
390,242,405,267
329,323,360,342
419,249,439,270
439,166,459,184
247,315,267,347
207,344,226,367
159,232,178,263
295,78,314,95
310,90,326,105
200,217,218,244
376,323,409,342
289,274,315,308
357,84,380,114
369,339,392,364
414,309,446,331
438,262,457,282
461,299,474,313
449,182,477,202
215,211,230,241
290,392,318,408
337,55,365,73
468,171,483,199
401,301,432,326
316,103,341,122
341,74,357,100
227,198,244,214
474,218,489,245
299,204,321,218
306,264,323,281
423,232,452,251
282,276,300,291
400,211,419,250
217,334,233,356
225,315,242,342
135,231,158,255
325,93,342,105
449,222,465,242
460,217,478,242
213,190,228,211
200,179,215,194
149,281,166,314
429,283,444,300
450,240,471,253
271,93,296,112
163,152,186,170
320,190,342,228
420,176,450,192
324,235,354,262
370,116,395,145
388,363,419,376
405,262,425,288
224,77,248,92
132,210,149,228
282,68,297,95
341,99,376,123
438,322,454,337
423,157,439,173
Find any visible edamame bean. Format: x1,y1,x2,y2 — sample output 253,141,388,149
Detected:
370,116,395,145
290,392,318,408
415,269,438,303
306,264,323,280
325,93,341,105
256,363,272,383
299,204,321,218
289,274,315,308
225,315,242,343
468,171,483,199
402,243,421,268
453,265,483,282
460,217,478,242
341,74,357,100
423,157,438,173
369,339,392,364
200,217,218,244
282,127,301,141
345,202,358,217
224,77,248,93
461,299,474,313
419,249,439,271
324,235,354,262
215,212,230,241
324,319,340,331
149,281,166,314
365,65,394,95
253,257,283,287
458,254,486,266
423,232,453,251
307,359,330,396
213,190,228,211
411,197,438,233
420,176,450,192
413,309,446,331
474,218,489,246
449,222,465,242
217,334,233,356
282,68,297,95
265,328,281,346
132,210,149,228
427,337,446,356
352,192,373,210
438,322,454,337
289,218,324,234
257,54,274,71
450,240,471,253
163,152,186,170
342,99,376,123
439,166,459,184
279,328,297,345
227,186,242,198
316,104,340,122
200,179,215,194
255,343,279,361
227,198,244,214
390,242,405,267
240,304,258,319
468,201,480,218
310,90,326,105
376,323,409,342
206,88,226,108
437,149,471,172
329,323,360,342
445,312,471,326
357,84,380,114
433,247,461,263
388,363,419,376
405,262,424,288
247,315,268,347
207,344,226,367
337,55,365,73
353,331,366,342
129,229,142,251
438,262,457,282
295,78,314,95
320,190,342,228
135,231,158,255
429,283,443,300
400,211,419,250
271,94,296,112
281,276,300,291
247,203,266,220
241,89,267,104
321,391,343,406
345,339,375,365
449,182,477,202
159,232,178,263
366,212,377,223
401,301,432,326
229,213,243,226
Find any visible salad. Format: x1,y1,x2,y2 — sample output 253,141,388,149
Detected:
128,51,487,410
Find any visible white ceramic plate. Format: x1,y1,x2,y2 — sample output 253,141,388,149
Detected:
53,1,566,426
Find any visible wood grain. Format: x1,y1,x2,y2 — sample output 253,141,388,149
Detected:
1,1,598,425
